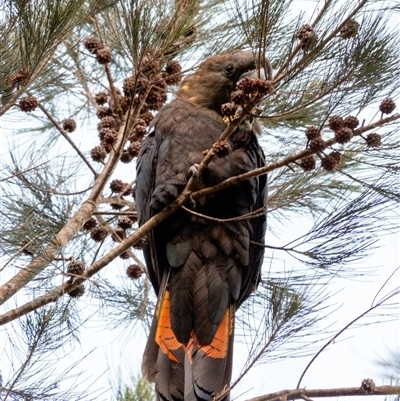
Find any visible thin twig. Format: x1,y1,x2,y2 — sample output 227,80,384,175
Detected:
93,211,137,216
258,69,355,120
3,311,48,400
296,271,400,388
65,38,99,108
16,180,93,196
104,63,123,121
274,0,368,86
181,205,267,223
371,266,400,309
0,160,52,182
38,104,97,176
0,229,50,273
274,0,334,81
191,113,400,201
257,0,269,79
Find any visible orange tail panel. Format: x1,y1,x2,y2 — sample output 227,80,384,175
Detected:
198,307,232,358
155,290,184,363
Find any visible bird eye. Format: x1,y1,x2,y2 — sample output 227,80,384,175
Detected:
225,64,234,75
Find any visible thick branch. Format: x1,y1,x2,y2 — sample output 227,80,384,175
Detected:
0,109,255,323
0,106,131,305
0,181,191,324
245,385,400,401
1,112,398,312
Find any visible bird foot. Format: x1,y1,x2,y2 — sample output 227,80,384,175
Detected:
189,195,196,209
188,163,200,186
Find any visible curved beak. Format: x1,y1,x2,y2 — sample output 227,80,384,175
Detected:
240,53,272,81
239,67,267,81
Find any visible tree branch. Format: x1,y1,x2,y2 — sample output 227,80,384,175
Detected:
1,110,398,314
0,106,261,323
192,113,400,200
0,98,133,305
244,385,400,401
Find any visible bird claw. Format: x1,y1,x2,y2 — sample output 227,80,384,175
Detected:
188,164,200,186
189,163,200,176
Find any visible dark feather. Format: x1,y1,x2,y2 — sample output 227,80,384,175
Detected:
136,51,267,400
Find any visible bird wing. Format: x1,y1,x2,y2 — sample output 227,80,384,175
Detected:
137,97,266,400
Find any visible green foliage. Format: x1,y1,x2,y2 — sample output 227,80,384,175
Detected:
115,376,155,401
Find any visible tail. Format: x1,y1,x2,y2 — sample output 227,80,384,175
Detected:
142,289,185,400
185,305,234,401
142,291,234,401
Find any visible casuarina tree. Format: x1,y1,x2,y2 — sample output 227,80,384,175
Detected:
0,1,399,400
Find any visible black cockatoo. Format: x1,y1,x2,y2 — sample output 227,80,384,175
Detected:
136,50,267,401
